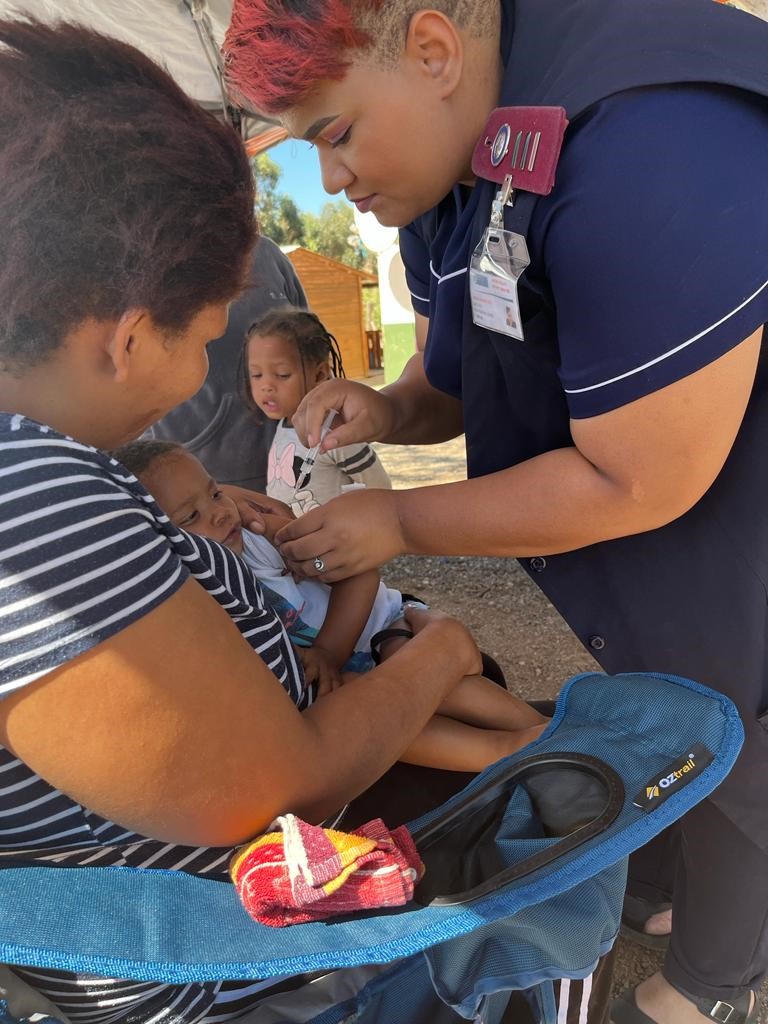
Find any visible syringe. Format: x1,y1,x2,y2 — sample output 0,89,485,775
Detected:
293,408,339,498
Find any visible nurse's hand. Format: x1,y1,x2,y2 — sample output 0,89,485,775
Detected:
275,488,406,581
292,379,396,451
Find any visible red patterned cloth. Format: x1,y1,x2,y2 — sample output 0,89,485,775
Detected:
230,815,425,927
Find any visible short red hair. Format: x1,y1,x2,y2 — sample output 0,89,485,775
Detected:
224,0,384,115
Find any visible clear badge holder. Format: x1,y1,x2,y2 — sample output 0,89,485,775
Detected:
469,175,530,341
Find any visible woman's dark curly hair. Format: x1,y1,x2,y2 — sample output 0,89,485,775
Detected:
240,307,345,416
0,18,257,370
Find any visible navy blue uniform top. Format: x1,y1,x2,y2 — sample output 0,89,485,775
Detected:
402,85,768,421
399,0,768,844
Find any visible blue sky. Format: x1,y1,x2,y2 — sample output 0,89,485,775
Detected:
270,138,352,216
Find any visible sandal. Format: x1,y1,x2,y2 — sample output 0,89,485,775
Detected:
620,893,672,950
610,985,757,1024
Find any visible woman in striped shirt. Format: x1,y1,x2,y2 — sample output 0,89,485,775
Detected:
0,18,482,1024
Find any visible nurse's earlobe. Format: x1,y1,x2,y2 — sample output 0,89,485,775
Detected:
405,10,463,98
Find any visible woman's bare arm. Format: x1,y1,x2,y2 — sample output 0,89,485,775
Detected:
0,578,479,847
394,328,763,556
277,330,762,578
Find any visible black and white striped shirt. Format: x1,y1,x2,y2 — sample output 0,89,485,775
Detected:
0,414,307,1023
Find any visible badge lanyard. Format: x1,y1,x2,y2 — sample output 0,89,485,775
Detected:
469,107,569,341
469,175,530,341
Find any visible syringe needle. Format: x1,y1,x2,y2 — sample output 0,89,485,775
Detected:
293,409,339,499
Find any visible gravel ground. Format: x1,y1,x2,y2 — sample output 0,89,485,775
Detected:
372,435,766,1021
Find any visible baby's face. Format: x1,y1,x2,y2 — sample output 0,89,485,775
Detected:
143,451,244,554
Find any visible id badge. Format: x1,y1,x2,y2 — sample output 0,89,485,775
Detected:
470,225,530,341
469,108,567,342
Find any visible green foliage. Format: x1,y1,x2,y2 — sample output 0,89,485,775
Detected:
363,285,382,331
250,153,305,247
249,154,376,273
303,200,371,271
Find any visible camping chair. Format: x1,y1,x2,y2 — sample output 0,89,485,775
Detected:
0,671,744,1024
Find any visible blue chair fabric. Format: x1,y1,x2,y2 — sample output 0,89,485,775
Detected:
0,672,745,1023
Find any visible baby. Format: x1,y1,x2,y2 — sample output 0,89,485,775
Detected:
114,440,548,772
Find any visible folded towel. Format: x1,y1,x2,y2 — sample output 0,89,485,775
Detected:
230,815,425,927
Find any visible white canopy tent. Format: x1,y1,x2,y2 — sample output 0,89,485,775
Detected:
0,0,286,153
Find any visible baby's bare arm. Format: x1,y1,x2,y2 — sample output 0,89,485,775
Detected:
314,570,380,668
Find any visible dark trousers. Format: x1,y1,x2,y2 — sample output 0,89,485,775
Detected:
629,797,768,1002
499,950,616,1024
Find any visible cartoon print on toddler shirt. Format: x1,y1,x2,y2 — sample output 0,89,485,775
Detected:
267,441,321,516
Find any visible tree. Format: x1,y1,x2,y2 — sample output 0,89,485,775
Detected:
303,200,373,271
249,153,305,247
249,154,376,270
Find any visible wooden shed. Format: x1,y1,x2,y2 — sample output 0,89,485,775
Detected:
283,246,377,380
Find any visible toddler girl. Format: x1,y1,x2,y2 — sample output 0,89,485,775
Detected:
242,308,391,514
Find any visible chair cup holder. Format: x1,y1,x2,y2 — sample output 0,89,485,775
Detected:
411,753,625,906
